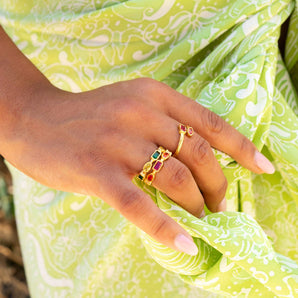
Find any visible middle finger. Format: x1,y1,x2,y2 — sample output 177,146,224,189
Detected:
123,140,205,218
147,113,227,213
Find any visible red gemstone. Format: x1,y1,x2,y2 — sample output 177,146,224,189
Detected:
147,174,154,182
153,161,162,171
188,127,194,136
180,124,186,132
162,151,170,159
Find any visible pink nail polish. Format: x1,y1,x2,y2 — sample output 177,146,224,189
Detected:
216,197,226,212
174,234,198,256
200,210,206,218
254,151,275,174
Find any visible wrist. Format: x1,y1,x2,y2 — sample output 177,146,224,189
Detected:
0,82,61,157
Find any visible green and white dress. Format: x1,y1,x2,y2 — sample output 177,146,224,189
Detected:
0,0,297,297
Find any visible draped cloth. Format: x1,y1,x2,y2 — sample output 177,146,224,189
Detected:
1,0,298,297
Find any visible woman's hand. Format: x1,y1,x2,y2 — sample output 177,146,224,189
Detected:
3,78,275,256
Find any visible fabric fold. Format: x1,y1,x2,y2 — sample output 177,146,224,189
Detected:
1,0,297,296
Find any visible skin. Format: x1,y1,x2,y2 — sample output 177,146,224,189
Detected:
0,26,273,254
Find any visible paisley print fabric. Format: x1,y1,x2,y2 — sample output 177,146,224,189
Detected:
1,0,298,297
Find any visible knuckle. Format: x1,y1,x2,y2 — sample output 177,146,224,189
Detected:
113,98,147,122
118,190,142,215
76,148,106,173
192,138,211,165
116,98,141,114
239,136,251,153
135,77,166,95
151,217,168,238
135,77,159,92
128,78,168,107
204,110,224,133
169,164,191,189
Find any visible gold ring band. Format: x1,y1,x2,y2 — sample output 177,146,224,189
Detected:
174,124,194,156
174,132,185,156
138,146,165,181
144,149,172,185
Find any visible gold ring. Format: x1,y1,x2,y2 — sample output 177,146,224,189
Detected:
174,124,194,156
144,149,172,185
138,146,165,181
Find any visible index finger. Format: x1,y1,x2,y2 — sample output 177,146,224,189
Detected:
159,84,275,175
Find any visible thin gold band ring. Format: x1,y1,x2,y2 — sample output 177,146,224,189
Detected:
174,124,194,156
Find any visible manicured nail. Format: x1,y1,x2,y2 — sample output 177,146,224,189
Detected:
254,151,275,174
217,197,226,212
200,210,206,218
174,234,198,256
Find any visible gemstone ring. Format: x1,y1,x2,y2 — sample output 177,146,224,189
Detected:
137,147,172,185
144,149,172,185
138,146,165,182
174,123,194,156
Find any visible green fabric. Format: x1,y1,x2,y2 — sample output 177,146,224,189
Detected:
1,0,298,297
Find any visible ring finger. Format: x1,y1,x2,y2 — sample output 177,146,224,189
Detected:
142,112,227,213
124,141,205,218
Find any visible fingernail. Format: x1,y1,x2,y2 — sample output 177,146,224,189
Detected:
254,151,275,174
217,197,226,212
200,209,206,218
174,234,198,256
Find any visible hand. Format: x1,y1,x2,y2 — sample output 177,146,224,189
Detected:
4,78,274,255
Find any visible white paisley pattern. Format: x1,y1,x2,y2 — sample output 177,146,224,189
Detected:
1,0,298,297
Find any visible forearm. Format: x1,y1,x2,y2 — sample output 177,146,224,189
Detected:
0,25,53,156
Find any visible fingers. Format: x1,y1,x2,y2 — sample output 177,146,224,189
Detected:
171,133,227,212
153,158,205,218
157,83,275,175
104,172,199,256
193,107,275,174
141,112,227,213
123,140,205,218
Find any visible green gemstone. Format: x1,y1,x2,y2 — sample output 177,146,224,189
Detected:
138,174,144,180
152,151,161,159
